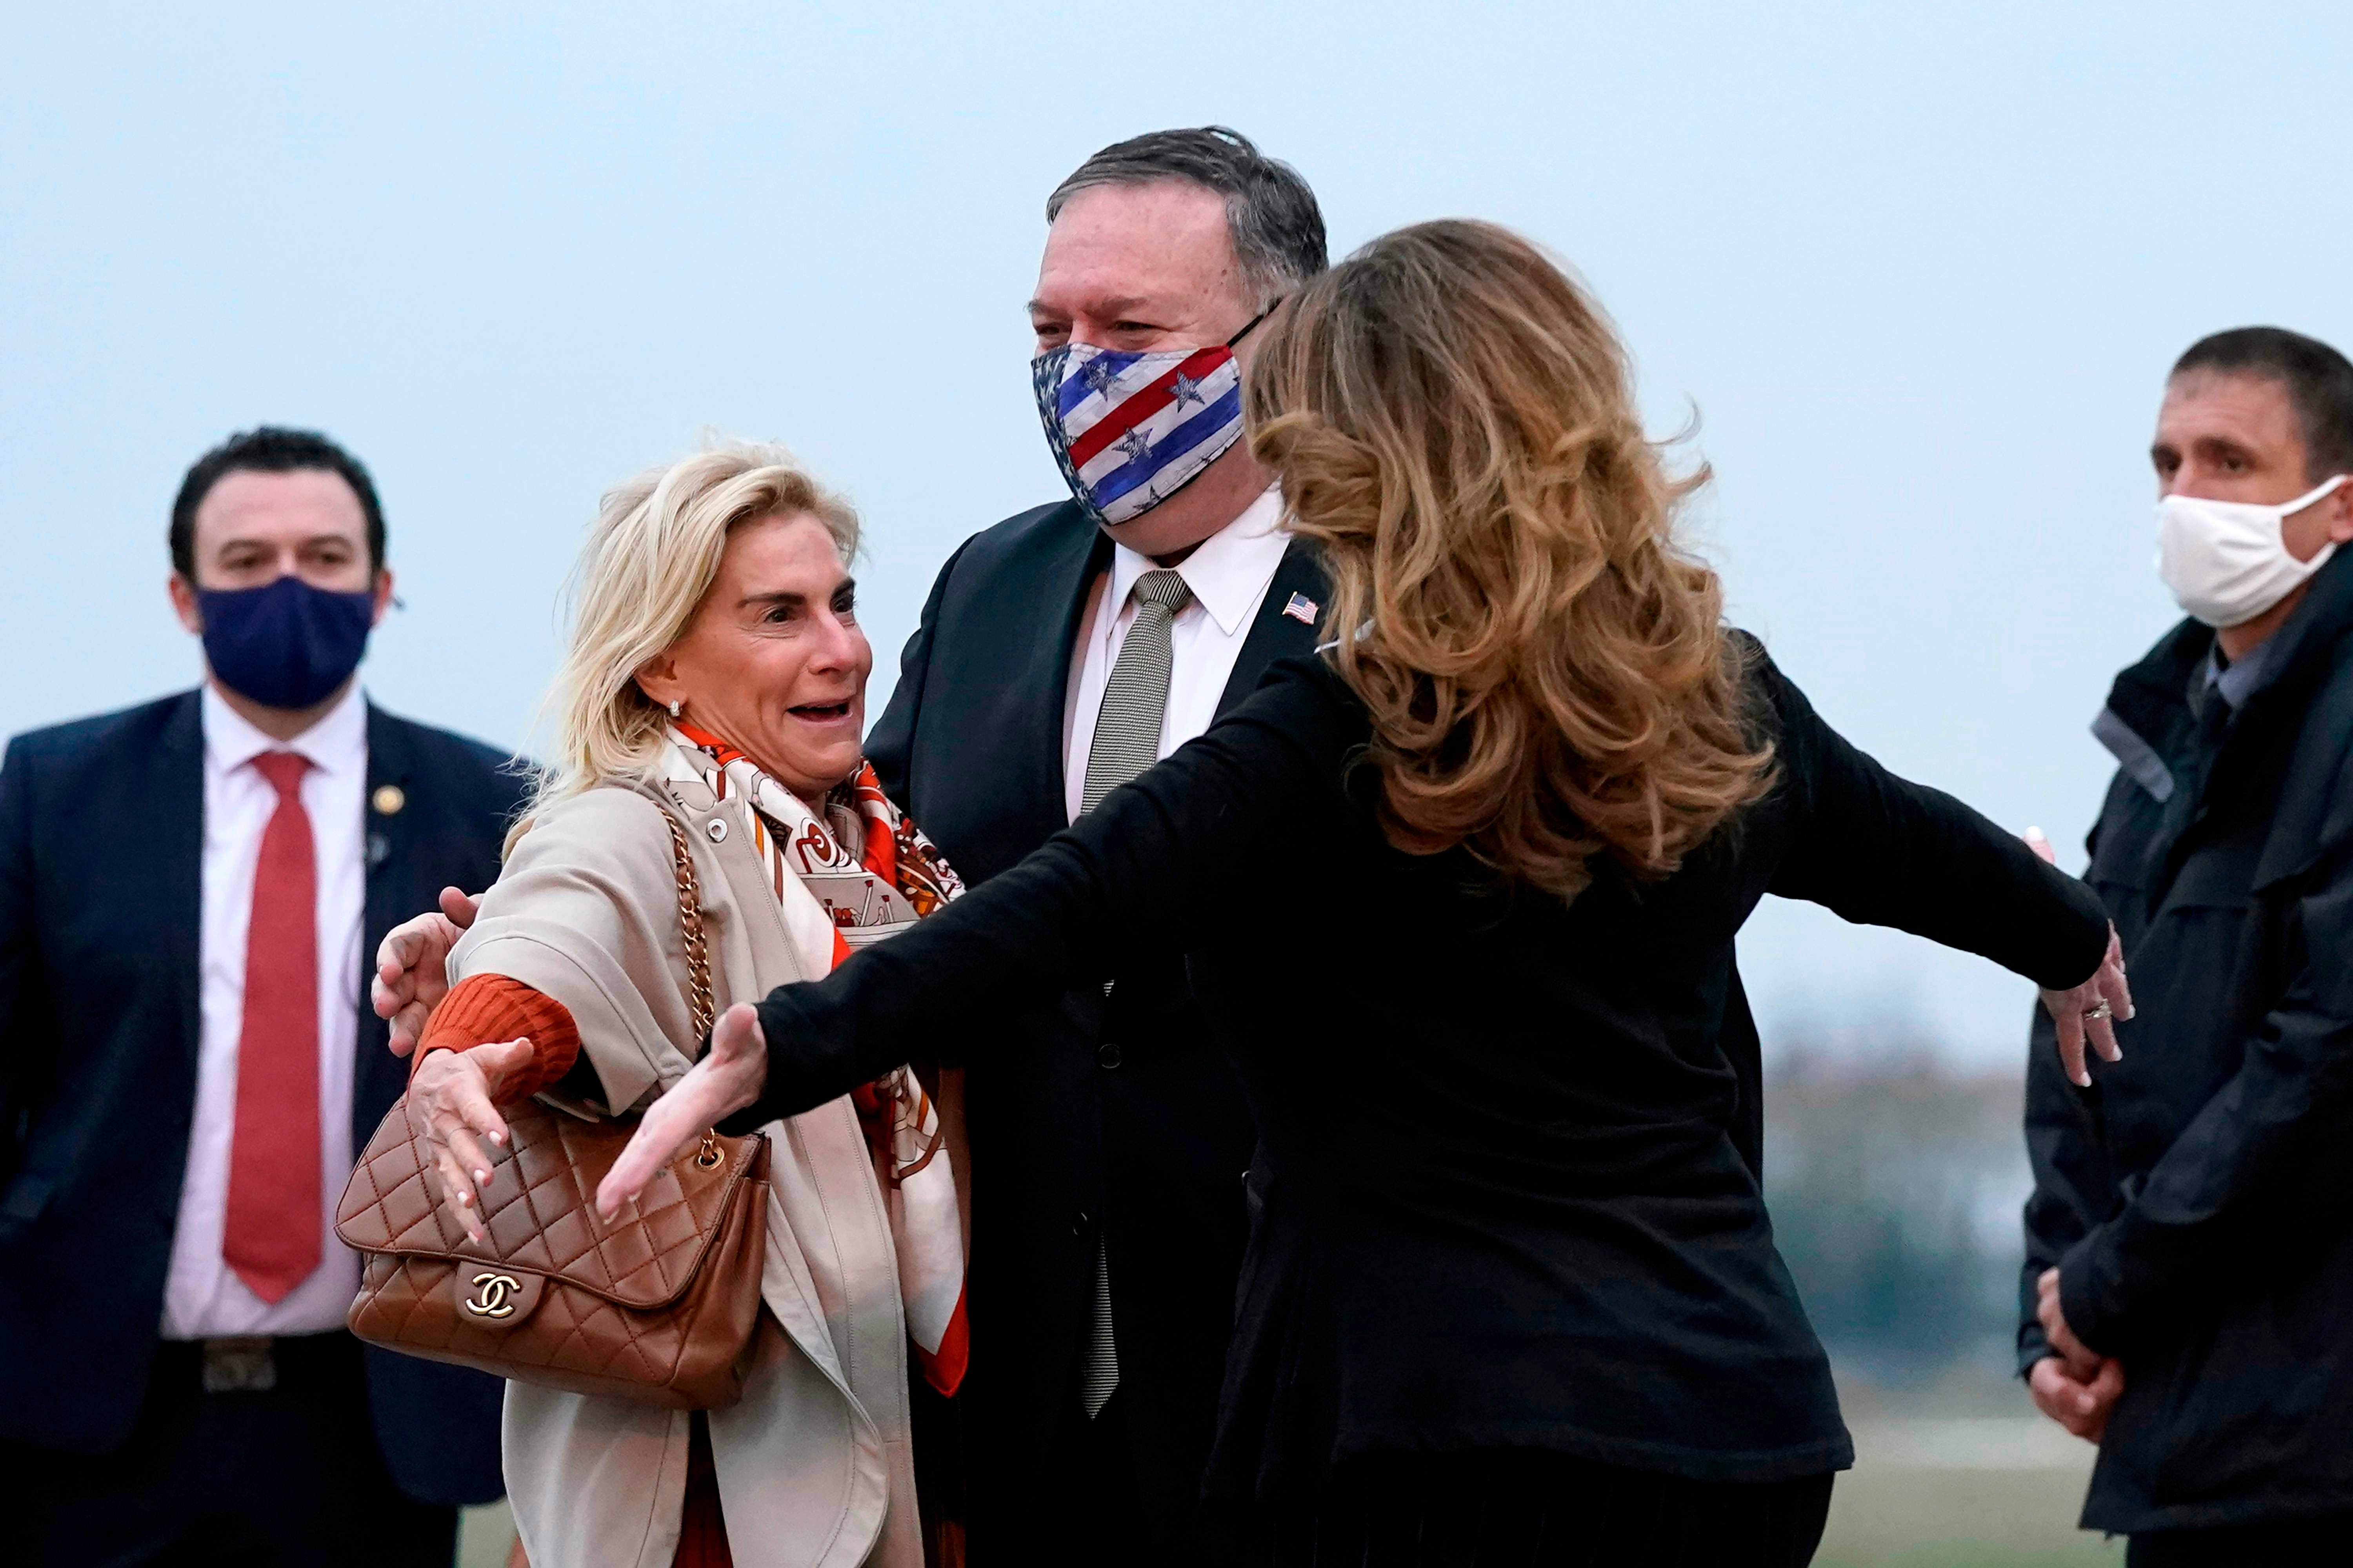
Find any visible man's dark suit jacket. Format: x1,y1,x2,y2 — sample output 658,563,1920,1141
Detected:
864,499,1326,1558
0,689,524,1507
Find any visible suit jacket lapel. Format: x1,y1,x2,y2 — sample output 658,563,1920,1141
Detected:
1027,506,1114,827
1215,537,1329,716
156,692,206,1084
357,705,414,1143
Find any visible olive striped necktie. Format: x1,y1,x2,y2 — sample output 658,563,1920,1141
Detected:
1081,569,1194,813
1076,567,1193,1417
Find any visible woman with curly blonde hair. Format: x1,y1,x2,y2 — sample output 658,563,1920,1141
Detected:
606,226,2129,1565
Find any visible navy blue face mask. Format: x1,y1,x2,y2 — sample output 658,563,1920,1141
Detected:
198,575,377,710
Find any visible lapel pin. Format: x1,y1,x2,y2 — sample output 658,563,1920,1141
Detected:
1282,592,1319,626
371,784,407,816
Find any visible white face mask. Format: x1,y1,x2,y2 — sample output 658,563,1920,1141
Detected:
2155,474,2348,629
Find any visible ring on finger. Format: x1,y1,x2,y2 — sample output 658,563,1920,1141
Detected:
2083,1000,2113,1022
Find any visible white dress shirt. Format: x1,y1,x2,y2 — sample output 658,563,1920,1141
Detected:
1062,486,1292,821
160,681,368,1338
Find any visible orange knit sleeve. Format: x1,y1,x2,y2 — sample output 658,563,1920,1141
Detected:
414,974,583,1104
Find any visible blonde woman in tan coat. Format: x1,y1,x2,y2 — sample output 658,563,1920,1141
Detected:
380,445,969,1568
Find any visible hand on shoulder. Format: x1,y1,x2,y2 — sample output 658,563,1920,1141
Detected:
373,885,481,1055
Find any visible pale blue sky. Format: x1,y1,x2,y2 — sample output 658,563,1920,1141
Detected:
6,2,2347,1065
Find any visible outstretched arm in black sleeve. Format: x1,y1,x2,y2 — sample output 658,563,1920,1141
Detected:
1757,649,2111,991
738,659,1357,1127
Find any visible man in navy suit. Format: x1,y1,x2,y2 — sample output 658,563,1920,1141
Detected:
0,428,518,1565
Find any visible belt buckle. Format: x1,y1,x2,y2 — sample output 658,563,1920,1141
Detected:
201,1336,277,1393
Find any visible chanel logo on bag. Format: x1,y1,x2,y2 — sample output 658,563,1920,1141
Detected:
464,1272,522,1318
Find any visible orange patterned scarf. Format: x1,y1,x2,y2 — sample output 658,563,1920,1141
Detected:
669,722,969,1397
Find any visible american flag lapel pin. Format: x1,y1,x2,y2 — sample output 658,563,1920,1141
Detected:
1282,591,1319,625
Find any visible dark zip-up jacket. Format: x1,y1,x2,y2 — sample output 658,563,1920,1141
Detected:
2022,551,2353,1534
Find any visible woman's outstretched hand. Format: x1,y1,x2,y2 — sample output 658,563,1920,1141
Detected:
2025,828,2133,1088
596,1003,769,1220
408,1037,538,1242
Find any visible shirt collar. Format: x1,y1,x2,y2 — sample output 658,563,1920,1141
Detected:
1105,485,1290,639
201,679,369,780
2202,637,2275,713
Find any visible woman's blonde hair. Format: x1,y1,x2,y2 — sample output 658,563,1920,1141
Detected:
512,440,859,852
1245,220,1772,903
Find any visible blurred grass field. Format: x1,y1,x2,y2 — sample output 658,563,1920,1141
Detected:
1815,1469,2120,1567
457,1503,515,1568
1813,1419,2120,1568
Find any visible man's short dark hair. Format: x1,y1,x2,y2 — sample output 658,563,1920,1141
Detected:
1046,126,1327,307
169,426,386,580
2172,327,2353,482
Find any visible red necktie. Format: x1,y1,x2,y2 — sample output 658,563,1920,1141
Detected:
223,750,322,1304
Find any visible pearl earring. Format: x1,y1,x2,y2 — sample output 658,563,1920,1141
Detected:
667,700,682,718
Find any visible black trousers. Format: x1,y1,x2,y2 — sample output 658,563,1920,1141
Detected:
1219,1449,1836,1568
5,1332,458,1568
2128,1515,2353,1565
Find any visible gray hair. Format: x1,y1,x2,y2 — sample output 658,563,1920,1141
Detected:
1046,126,1327,309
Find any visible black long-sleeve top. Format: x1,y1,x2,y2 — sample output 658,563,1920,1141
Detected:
733,643,2109,1497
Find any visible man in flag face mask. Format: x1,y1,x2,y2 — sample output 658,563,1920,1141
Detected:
822,127,1330,1564
2022,327,2353,1562
873,127,1333,1565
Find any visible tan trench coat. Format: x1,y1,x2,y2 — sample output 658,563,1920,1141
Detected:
448,774,924,1568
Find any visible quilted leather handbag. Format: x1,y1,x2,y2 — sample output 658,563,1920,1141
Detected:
335,810,770,1410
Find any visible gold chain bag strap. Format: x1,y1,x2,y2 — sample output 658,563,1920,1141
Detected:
335,799,770,1410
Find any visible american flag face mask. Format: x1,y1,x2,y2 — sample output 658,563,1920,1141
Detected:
1033,308,1273,529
